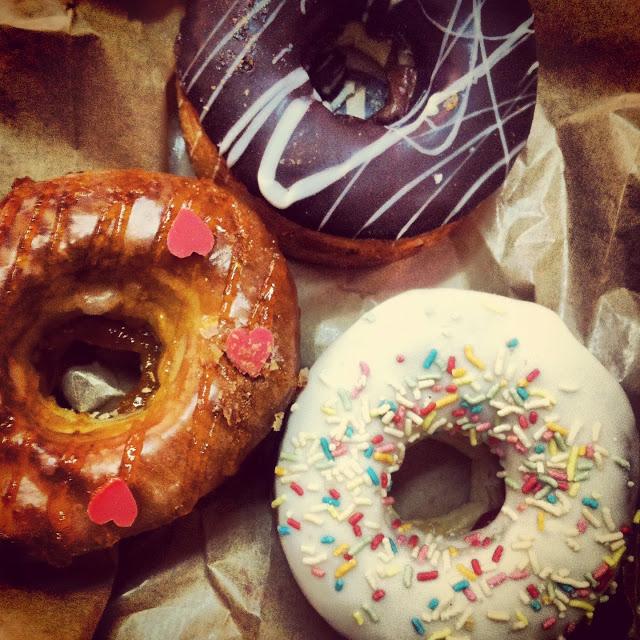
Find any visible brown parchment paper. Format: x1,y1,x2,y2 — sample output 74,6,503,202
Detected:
1,1,640,639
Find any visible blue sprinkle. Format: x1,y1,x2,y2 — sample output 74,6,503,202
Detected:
277,525,291,536
582,497,600,509
535,444,545,454
389,538,398,554
364,445,374,459
423,349,438,369
452,579,470,592
411,617,426,636
516,387,529,400
547,493,558,504
322,496,339,507
387,401,398,412
470,404,483,414
507,338,519,349
560,584,575,594
366,466,380,486
530,599,542,611
335,578,345,592
428,598,439,610
321,535,336,544
345,425,354,438
320,437,334,461
460,400,470,408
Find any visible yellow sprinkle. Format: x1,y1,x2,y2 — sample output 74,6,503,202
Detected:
537,511,545,532
633,510,640,525
428,629,453,640
451,368,467,378
399,522,414,533
515,610,529,626
541,595,552,606
518,378,529,388
586,611,594,620
487,610,510,622
579,445,586,456
271,495,286,508
448,546,459,557
385,563,402,577
548,439,558,457
455,376,473,386
464,345,486,370
547,422,569,436
274,466,286,477
470,428,478,447
373,452,395,464
435,393,459,408
457,564,477,581
333,543,349,557
569,600,595,612
353,610,364,626
328,506,339,519
567,446,579,481
604,545,626,567
321,405,336,415
569,482,580,498
422,411,437,431
335,558,357,578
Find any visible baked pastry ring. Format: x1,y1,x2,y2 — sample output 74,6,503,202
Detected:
0,170,299,564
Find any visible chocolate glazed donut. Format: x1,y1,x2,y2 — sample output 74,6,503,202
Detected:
176,0,537,266
0,170,299,564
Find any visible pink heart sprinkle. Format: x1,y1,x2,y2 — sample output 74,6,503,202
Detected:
224,327,274,378
87,478,138,528
167,208,215,258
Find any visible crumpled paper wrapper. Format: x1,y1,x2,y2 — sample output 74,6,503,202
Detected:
1,1,639,639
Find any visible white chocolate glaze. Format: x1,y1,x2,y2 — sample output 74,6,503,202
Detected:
275,289,639,640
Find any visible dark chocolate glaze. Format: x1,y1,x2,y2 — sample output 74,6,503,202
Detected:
177,0,537,240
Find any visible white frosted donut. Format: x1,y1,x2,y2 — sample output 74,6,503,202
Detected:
274,289,639,640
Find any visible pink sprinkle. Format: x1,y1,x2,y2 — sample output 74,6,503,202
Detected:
557,480,569,492
548,469,568,481
482,537,492,547
542,617,557,631
329,488,340,500
452,408,466,418
371,534,384,550
392,406,406,425
311,567,325,578
396,354,405,363
575,589,590,599
577,518,588,534
527,584,540,599
471,559,482,576
446,384,457,393
359,361,371,377
542,430,554,442
432,384,443,393
585,444,595,459
463,587,477,602
476,422,493,432
509,569,530,581
287,517,301,530
348,512,364,526
391,518,402,529
517,502,528,512
351,386,363,399
408,535,419,548
470,415,480,423
372,434,384,445
507,435,518,444
376,443,395,453
397,534,407,546
492,545,504,563
592,563,609,580
447,356,456,374
372,589,386,601
464,533,481,547
353,524,362,537
487,572,508,588
518,415,529,429
333,444,348,457
382,497,395,506
290,482,304,496
417,571,439,581
522,476,538,494
381,472,389,489
529,410,539,424
565,622,577,635
417,545,429,563
526,369,540,382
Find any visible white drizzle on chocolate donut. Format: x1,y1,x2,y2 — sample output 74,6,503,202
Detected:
274,289,638,640
177,0,537,240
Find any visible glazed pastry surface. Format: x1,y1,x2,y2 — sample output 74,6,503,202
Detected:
0,170,299,563
275,289,638,640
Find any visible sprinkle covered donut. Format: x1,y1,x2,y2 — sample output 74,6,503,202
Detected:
176,0,537,266
274,289,638,639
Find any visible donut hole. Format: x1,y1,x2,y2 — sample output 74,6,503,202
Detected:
389,436,505,537
304,21,416,122
31,315,162,417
